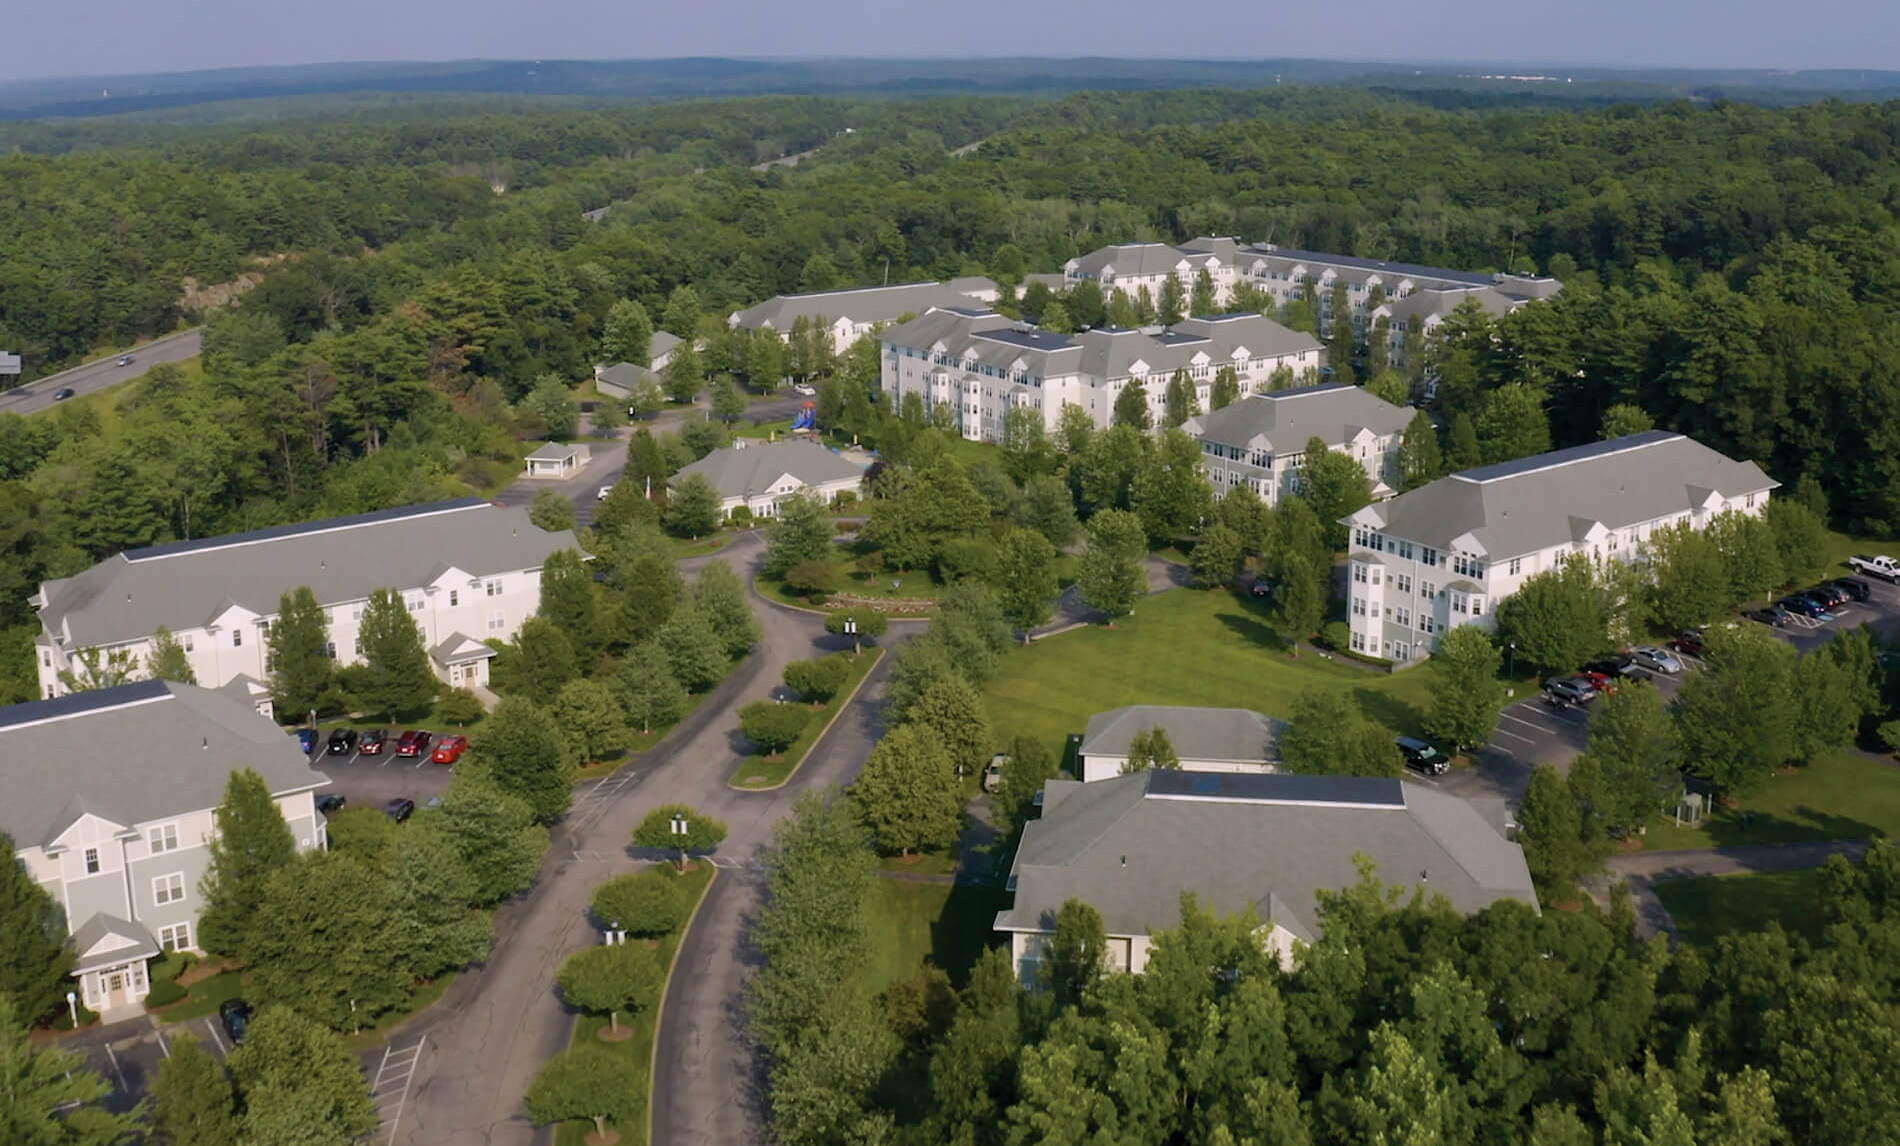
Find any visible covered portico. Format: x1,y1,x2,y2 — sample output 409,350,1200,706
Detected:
71,913,160,1022
431,631,497,688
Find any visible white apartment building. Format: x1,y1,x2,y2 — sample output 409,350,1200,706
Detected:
728,278,998,356
3,680,330,1018
1340,431,1779,664
879,308,1322,442
1062,237,1250,309
31,498,578,699
1181,382,1414,506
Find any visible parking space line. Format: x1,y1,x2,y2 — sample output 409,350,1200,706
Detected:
202,1016,227,1055
1494,729,1535,746
103,1044,128,1095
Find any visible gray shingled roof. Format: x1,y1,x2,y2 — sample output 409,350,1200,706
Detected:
1072,242,1197,278
526,441,586,462
70,913,160,973
673,440,865,500
1353,431,1779,559
881,308,1318,383
0,680,331,848
1185,383,1413,454
997,771,1535,942
730,282,987,331
1080,706,1283,765
1377,286,1520,324
38,500,577,648
649,331,682,361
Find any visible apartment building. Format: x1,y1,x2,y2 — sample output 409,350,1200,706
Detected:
878,307,1322,441
996,770,1533,978
2,680,330,1018
1181,382,1414,506
1061,237,1250,309
728,278,999,356
672,439,867,518
1340,431,1778,664
32,499,578,699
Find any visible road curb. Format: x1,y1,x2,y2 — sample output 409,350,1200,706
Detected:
728,647,886,792
646,865,720,1146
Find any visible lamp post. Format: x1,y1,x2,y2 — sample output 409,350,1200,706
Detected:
1505,642,1515,679
844,615,858,655
66,991,77,1027
670,812,690,870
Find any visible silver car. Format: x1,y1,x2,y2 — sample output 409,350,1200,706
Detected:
1630,646,1682,674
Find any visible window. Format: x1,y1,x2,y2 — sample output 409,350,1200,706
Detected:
1418,615,1437,635
325,640,337,660
486,579,503,597
351,605,364,622
1471,596,1485,616
1508,557,1522,576
1353,564,1368,584
153,873,186,905
1351,597,1367,617
1745,493,1757,509
1452,593,1468,615
147,824,179,854
1393,607,1412,627
181,633,193,653
353,637,362,655
1392,641,1410,662
1606,533,1619,551
1395,574,1412,593
158,922,192,952
1395,541,1414,560
1420,581,1436,599
1420,547,1439,567
232,629,243,648
40,650,48,667
486,610,506,632
83,848,100,874
449,590,459,607
407,595,424,613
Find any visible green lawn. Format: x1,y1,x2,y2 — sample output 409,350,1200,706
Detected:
552,864,716,1146
151,967,247,1021
859,879,1010,996
1641,750,1900,850
985,587,1438,761
1653,868,1830,947
731,648,884,788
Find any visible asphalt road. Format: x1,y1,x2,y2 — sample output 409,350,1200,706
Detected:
0,328,203,416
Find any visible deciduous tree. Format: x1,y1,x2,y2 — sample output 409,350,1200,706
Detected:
1424,626,1504,749
153,1032,239,1146
664,472,722,537
471,698,576,823
614,640,687,734
591,870,688,938
851,724,962,856
1279,690,1401,777
557,942,665,1034
655,606,727,692
145,625,196,684
433,776,547,906
689,560,760,658
824,607,888,655
1295,435,1371,550
783,654,850,703
494,615,578,705
992,528,1060,636
906,674,992,777
632,804,728,869
247,851,411,1028
524,1047,640,1142
550,678,626,764
739,701,810,756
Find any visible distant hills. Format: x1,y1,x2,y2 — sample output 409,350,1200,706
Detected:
4,57,1899,121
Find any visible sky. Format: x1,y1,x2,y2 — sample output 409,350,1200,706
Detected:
8,0,1900,82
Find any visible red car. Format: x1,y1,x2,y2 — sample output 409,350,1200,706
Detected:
1577,670,1620,696
430,735,467,765
395,729,433,758
358,729,386,755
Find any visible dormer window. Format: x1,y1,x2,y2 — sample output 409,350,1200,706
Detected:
84,847,100,874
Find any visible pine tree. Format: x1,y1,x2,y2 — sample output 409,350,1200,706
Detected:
665,473,724,538
268,586,331,718
356,588,436,718
145,626,197,684
197,768,298,957
1190,268,1217,317
1399,410,1445,491
1448,411,1482,471
600,298,654,367
1158,276,1186,325
690,561,760,658
1210,365,1241,410
495,616,577,706
538,548,600,661
1163,369,1198,427
1113,379,1151,430
0,841,72,1023
153,1033,240,1146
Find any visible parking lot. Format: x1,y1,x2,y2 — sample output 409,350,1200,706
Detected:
1428,571,1900,804
301,727,459,818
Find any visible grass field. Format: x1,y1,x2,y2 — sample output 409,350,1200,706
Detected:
1653,868,1830,946
552,864,715,1146
984,586,1436,760
859,878,1010,995
1641,750,1900,850
731,648,883,788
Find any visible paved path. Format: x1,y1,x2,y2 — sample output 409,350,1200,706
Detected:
0,328,202,415
1598,839,1871,939
1032,554,1189,637
394,533,895,1146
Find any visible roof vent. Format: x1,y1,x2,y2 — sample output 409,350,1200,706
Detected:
1419,869,1429,883
1120,855,1127,868
202,737,208,750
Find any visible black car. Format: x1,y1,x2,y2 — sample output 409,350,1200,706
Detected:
1806,584,1850,609
1248,580,1273,599
1396,737,1449,776
1582,653,1636,678
384,798,416,823
1748,604,1794,627
53,387,75,400
316,794,346,815
219,998,252,1045
1832,577,1873,603
326,728,358,755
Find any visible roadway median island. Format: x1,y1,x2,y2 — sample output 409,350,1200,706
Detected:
730,646,884,788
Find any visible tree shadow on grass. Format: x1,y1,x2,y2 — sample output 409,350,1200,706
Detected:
1691,805,1882,849
1353,688,1426,738
1214,606,1290,654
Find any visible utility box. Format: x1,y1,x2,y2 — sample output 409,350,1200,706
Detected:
0,352,20,376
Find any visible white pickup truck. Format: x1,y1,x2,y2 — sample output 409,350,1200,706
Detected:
1848,554,1900,581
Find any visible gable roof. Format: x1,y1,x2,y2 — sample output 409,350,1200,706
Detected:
649,331,682,361
1353,431,1780,558
526,441,587,462
729,281,990,331
1186,383,1413,454
1072,242,1195,278
70,913,160,972
1080,706,1283,765
673,440,866,499
0,680,330,848
997,771,1535,943
37,500,577,649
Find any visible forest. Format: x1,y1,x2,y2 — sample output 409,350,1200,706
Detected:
7,87,1900,697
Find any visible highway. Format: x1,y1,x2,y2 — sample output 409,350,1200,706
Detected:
0,328,203,416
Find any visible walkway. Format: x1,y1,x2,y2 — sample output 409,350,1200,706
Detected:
1598,839,1871,940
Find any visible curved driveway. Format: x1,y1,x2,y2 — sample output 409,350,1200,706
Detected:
395,532,912,1146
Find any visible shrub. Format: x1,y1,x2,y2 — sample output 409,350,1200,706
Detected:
729,505,753,525
591,870,689,938
936,537,998,583
738,700,810,755
436,688,486,727
143,978,188,1008
783,559,840,597
833,490,858,510
1321,621,1351,651
783,654,852,704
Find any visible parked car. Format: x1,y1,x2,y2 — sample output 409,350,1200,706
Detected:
1577,670,1621,695
1747,604,1794,627
1781,595,1834,621
358,728,387,755
219,998,252,1045
1630,645,1683,674
1832,577,1873,603
395,730,433,757
793,383,817,396
597,484,615,501
326,728,358,755
1848,554,1900,581
1805,584,1849,609
1248,579,1273,599
53,387,75,400
1582,653,1636,678
1668,629,1707,658
1543,677,1597,708
384,798,416,823
293,728,319,754
116,354,133,367
430,734,468,765
1395,737,1449,776
316,794,346,815
982,753,1008,793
